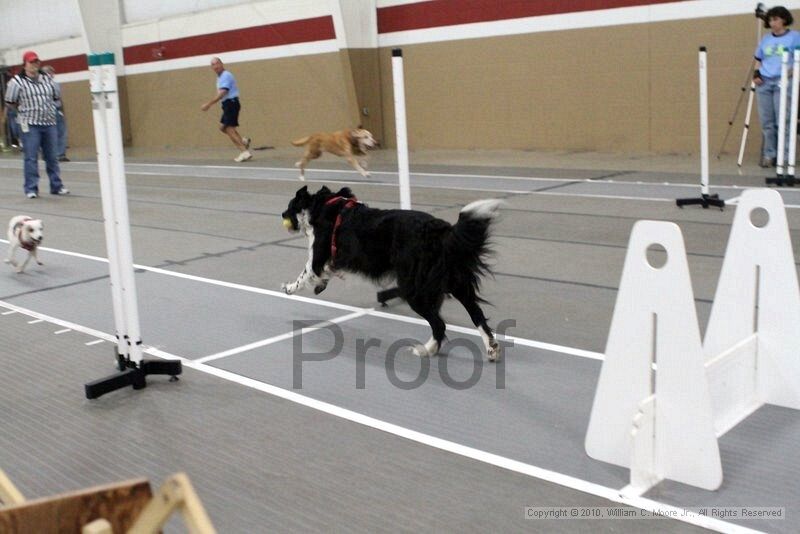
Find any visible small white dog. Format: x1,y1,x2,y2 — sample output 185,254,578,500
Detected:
5,215,44,273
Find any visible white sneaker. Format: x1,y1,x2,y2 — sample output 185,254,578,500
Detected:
234,150,253,162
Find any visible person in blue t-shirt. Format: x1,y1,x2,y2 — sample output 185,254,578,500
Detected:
201,57,252,162
754,6,800,167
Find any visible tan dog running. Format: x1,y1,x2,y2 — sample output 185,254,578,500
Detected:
5,215,44,273
292,126,377,180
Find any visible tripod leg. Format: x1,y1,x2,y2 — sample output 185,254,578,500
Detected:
717,60,756,159
737,81,756,167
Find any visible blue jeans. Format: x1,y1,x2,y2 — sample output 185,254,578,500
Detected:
20,124,64,194
756,77,794,160
56,111,68,157
6,108,20,144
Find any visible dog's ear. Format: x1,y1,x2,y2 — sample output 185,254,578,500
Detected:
295,185,309,198
335,187,353,198
318,185,331,195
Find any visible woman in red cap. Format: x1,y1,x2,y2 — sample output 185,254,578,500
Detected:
3,51,69,198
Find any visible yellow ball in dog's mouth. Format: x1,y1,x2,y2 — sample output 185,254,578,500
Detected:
282,218,293,229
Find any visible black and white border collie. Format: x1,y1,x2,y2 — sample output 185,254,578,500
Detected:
280,185,503,361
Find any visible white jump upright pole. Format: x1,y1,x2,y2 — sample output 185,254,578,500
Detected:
88,54,129,365
376,48,411,307
677,46,724,209
777,52,789,177
84,53,182,399
787,49,800,183
101,55,143,366
768,51,792,186
700,46,710,196
392,48,411,210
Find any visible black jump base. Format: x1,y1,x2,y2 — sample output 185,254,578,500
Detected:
766,175,796,187
676,193,725,210
85,352,182,399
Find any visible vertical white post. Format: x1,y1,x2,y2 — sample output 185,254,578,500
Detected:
777,51,790,176
88,56,128,361
698,47,710,196
104,58,143,364
789,49,800,177
90,53,143,365
392,48,411,210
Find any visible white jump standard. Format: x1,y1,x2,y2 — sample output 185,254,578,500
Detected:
376,48,411,307
82,53,182,399
677,46,724,209
766,49,800,187
587,189,800,492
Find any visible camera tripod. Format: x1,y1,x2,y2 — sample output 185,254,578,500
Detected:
715,3,767,166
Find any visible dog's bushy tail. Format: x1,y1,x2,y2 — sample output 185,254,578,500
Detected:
291,136,311,146
444,199,503,299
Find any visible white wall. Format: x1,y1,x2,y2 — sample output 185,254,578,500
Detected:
121,0,251,25
0,0,330,74
0,0,84,50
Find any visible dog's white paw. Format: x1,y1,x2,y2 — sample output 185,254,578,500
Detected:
412,344,432,358
413,337,442,358
281,282,297,295
487,339,500,362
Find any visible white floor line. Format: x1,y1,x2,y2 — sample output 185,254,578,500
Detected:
1,310,17,315
0,300,112,341
195,309,370,364
46,159,795,189
364,307,605,360
6,159,799,205
27,319,44,324
0,298,766,534
618,483,647,498
0,240,603,361
52,161,574,182
85,339,104,346
54,328,72,334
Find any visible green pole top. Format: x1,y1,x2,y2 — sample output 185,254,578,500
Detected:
87,52,115,66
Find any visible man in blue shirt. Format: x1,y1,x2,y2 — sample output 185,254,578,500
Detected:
201,57,252,162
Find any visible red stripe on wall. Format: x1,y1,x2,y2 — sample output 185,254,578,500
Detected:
47,55,89,74
4,55,87,76
123,15,335,65
378,0,685,33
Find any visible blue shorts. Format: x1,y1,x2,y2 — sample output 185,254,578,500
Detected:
220,98,240,127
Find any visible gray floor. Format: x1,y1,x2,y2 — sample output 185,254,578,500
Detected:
0,151,798,533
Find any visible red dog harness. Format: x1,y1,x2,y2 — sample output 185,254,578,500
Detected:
324,195,359,263
13,217,35,251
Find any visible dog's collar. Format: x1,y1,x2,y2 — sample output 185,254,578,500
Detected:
325,195,358,207
325,196,359,263
14,217,36,251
